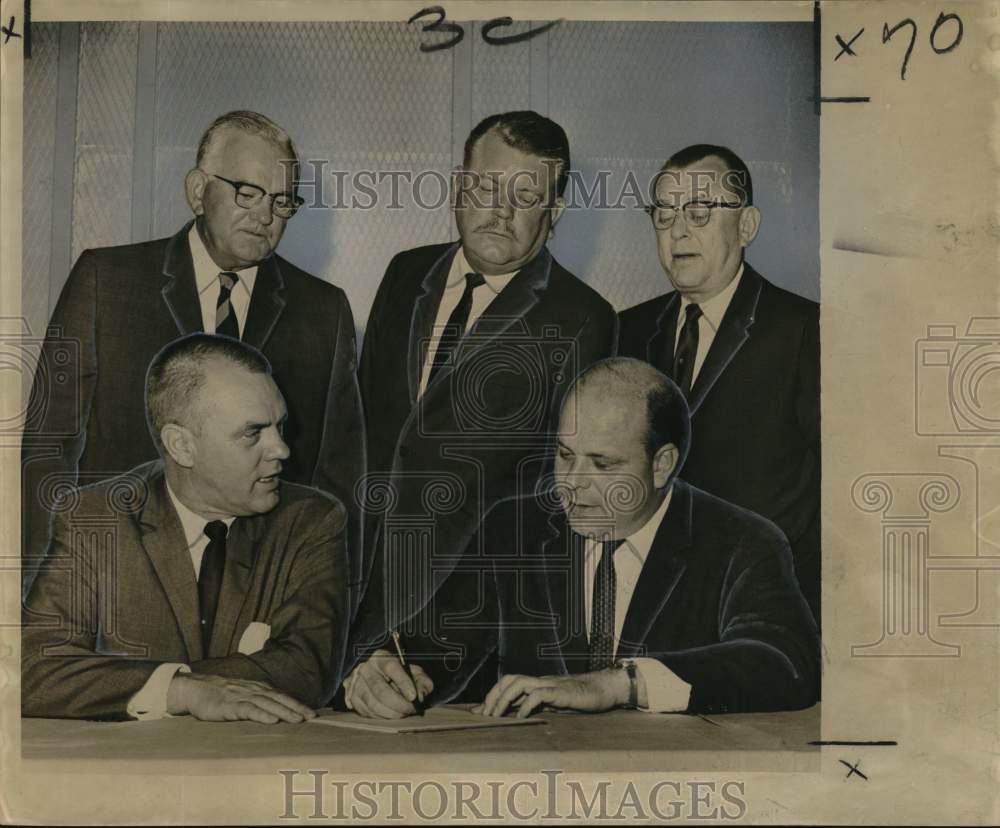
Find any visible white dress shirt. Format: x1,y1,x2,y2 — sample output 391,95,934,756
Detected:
417,247,518,397
188,223,258,337
674,263,744,385
126,484,235,720
581,488,692,713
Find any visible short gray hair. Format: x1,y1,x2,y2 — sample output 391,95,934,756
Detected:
195,110,298,167
145,334,271,453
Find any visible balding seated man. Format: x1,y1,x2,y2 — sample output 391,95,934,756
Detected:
346,357,819,719
22,334,348,722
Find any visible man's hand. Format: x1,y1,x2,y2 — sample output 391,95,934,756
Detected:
476,669,630,718
166,673,316,724
344,649,434,719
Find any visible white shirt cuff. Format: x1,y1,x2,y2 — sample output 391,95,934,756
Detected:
126,663,190,720
634,657,692,713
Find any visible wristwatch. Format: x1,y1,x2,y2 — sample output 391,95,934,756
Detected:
615,658,638,709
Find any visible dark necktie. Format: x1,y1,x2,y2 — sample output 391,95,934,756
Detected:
588,538,626,671
215,271,241,339
673,303,703,397
428,271,485,385
198,520,228,652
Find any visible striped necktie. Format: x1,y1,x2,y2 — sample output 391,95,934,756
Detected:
215,271,241,339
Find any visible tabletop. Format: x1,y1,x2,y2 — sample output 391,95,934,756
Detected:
19,704,820,774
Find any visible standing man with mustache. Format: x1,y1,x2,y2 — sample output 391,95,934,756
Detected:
617,144,820,626
22,111,364,606
349,111,616,669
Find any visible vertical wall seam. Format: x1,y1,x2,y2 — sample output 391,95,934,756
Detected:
131,22,158,244
48,22,80,315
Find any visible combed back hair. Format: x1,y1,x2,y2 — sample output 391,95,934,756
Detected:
195,110,298,167
464,110,571,198
570,357,691,474
661,143,753,206
145,334,272,452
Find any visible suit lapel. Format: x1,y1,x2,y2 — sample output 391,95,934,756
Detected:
407,244,459,404
137,467,203,661
687,266,763,415
242,255,287,350
160,223,204,337
209,515,259,656
540,513,590,675
647,292,681,374
617,483,692,659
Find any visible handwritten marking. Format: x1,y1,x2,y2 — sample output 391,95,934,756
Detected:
481,16,560,46
1,16,21,44
839,759,869,780
835,28,864,60
810,740,897,746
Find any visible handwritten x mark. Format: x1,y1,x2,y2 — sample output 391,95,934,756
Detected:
1,16,20,43
835,28,863,60
839,759,868,780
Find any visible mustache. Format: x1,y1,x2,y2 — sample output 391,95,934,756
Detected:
476,218,517,239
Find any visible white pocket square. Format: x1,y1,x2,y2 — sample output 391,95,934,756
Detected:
238,621,271,655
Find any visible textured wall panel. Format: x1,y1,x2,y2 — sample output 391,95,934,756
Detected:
71,22,139,263
22,23,61,343
470,20,532,125
546,21,818,309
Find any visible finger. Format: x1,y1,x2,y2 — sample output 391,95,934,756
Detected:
353,681,409,719
481,674,521,717
233,700,279,725
490,677,536,718
411,665,435,699
257,689,315,720
248,694,307,724
471,704,485,716
377,659,420,702
368,669,421,715
517,688,557,719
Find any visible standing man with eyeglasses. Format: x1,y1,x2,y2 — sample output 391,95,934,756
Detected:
617,144,820,626
22,111,365,609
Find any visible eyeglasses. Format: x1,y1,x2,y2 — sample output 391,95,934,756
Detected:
645,199,744,230
205,173,305,219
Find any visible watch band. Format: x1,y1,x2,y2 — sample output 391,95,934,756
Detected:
616,659,638,709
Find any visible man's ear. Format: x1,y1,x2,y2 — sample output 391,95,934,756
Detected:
161,423,197,469
738,205,761,247
185,168,207,216
651,442,679,489
548,195,567,231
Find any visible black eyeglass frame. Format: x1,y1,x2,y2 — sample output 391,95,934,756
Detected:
643,198,745,229
205,172,305,218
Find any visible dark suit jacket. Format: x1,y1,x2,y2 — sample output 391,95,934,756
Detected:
403,480,819,715
617,264,820,622
21,223,365,602
22,460,349,719
351,242,617,651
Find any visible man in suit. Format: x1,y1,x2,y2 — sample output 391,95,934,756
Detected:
345,358,818,719
617,145,820,624
22,334,349,721
350,111,617,655
21,110,364,604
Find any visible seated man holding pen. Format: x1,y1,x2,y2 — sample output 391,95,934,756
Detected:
344,358,819,719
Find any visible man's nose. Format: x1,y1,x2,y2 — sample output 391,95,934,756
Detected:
670,211,690,239
265,429,291,461
250,196,276,225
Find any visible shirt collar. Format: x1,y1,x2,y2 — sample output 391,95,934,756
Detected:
451,246,519,295
165,480,236,549
679,262,744,333
188,223,258,298
580,485,674,568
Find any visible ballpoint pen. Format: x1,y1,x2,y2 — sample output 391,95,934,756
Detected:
390,630,425,716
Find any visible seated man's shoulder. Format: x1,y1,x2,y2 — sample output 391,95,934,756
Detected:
57,459,164,518
754,268,819,321
684,480,790,552
267,482,347,531
546,256,614,314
